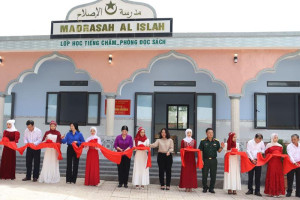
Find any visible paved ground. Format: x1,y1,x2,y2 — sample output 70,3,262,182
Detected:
0,174,298,200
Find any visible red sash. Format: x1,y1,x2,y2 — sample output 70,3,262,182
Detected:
256,153,300,174
0,137,62,160
72,142,152,168
18,140,63,160
180,148,203,169
0,137,21,154
224,148,255,173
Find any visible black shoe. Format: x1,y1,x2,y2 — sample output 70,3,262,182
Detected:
203,188,208,193
32,178,38,182
286,192,291,197
209,189,215,193
22,177,30,181
246,190,253,195
118,184,122,188
124,184,128,188
255,192,262,197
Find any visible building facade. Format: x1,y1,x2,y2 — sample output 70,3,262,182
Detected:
1,0,300,153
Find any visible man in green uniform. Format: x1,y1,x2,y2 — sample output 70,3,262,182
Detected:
199,128,224,193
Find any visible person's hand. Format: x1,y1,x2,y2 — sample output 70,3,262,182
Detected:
117,147,123,152
166,152,170,156
61,135,65,139
73,141,77,144
125,147,130,151
295,162,300,167
252,159,257,165
221,142,225,148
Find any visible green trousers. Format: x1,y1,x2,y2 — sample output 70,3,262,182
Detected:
202,158,217,190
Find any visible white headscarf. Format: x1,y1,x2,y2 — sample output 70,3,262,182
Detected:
266,133,282,150
86,127,102,144
183,128,193,143
6,119,17,132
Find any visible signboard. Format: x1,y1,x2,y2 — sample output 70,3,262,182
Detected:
105,99,131,115
66,0,156,20
51,18,172,39
59,38,167,47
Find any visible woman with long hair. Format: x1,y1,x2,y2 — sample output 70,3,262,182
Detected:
150,128,174,190
61,122,85,184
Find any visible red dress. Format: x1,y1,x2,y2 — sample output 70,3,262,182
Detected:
0,130,20,179
264,146,285,196
179,139,197,188
85,139,100,186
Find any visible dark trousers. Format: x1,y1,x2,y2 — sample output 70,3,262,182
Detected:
287,167,300,196
117,155,131,185
202,158,217,190
26,147,41,179
248,166,262,193
66,145,80,183
157,153,173,186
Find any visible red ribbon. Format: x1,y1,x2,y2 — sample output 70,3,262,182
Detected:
256,153,300,174
72,142,152,168
18,142,63,160
224,149,255,173
0,137,22,154
180,148,203,169
0,137,62,160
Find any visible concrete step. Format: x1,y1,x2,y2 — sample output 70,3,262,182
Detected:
13,155,226,185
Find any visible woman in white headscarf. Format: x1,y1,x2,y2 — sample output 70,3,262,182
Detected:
264,133,285,197
84,127,102,186
0,120,20,180
179,128,197,192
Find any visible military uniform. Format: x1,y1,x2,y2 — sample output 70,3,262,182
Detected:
199,137,221,191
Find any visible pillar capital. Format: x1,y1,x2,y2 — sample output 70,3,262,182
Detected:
105,93,116,99
229,95,241,100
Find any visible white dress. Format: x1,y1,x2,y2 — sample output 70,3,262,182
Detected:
39,134,60,183
132,139,150,186
223,143,242,190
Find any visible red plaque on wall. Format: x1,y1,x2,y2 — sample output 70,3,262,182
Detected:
105,99,131,115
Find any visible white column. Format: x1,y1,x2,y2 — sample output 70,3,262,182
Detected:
230,96,241,137
106,95,116,136
0,95,5,133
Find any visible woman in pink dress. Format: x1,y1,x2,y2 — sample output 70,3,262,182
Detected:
0,120,20,180
264,133,285,197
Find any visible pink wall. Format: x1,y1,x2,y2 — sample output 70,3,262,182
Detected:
0,49,296,95
0,52,52,93
177,49,296,94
